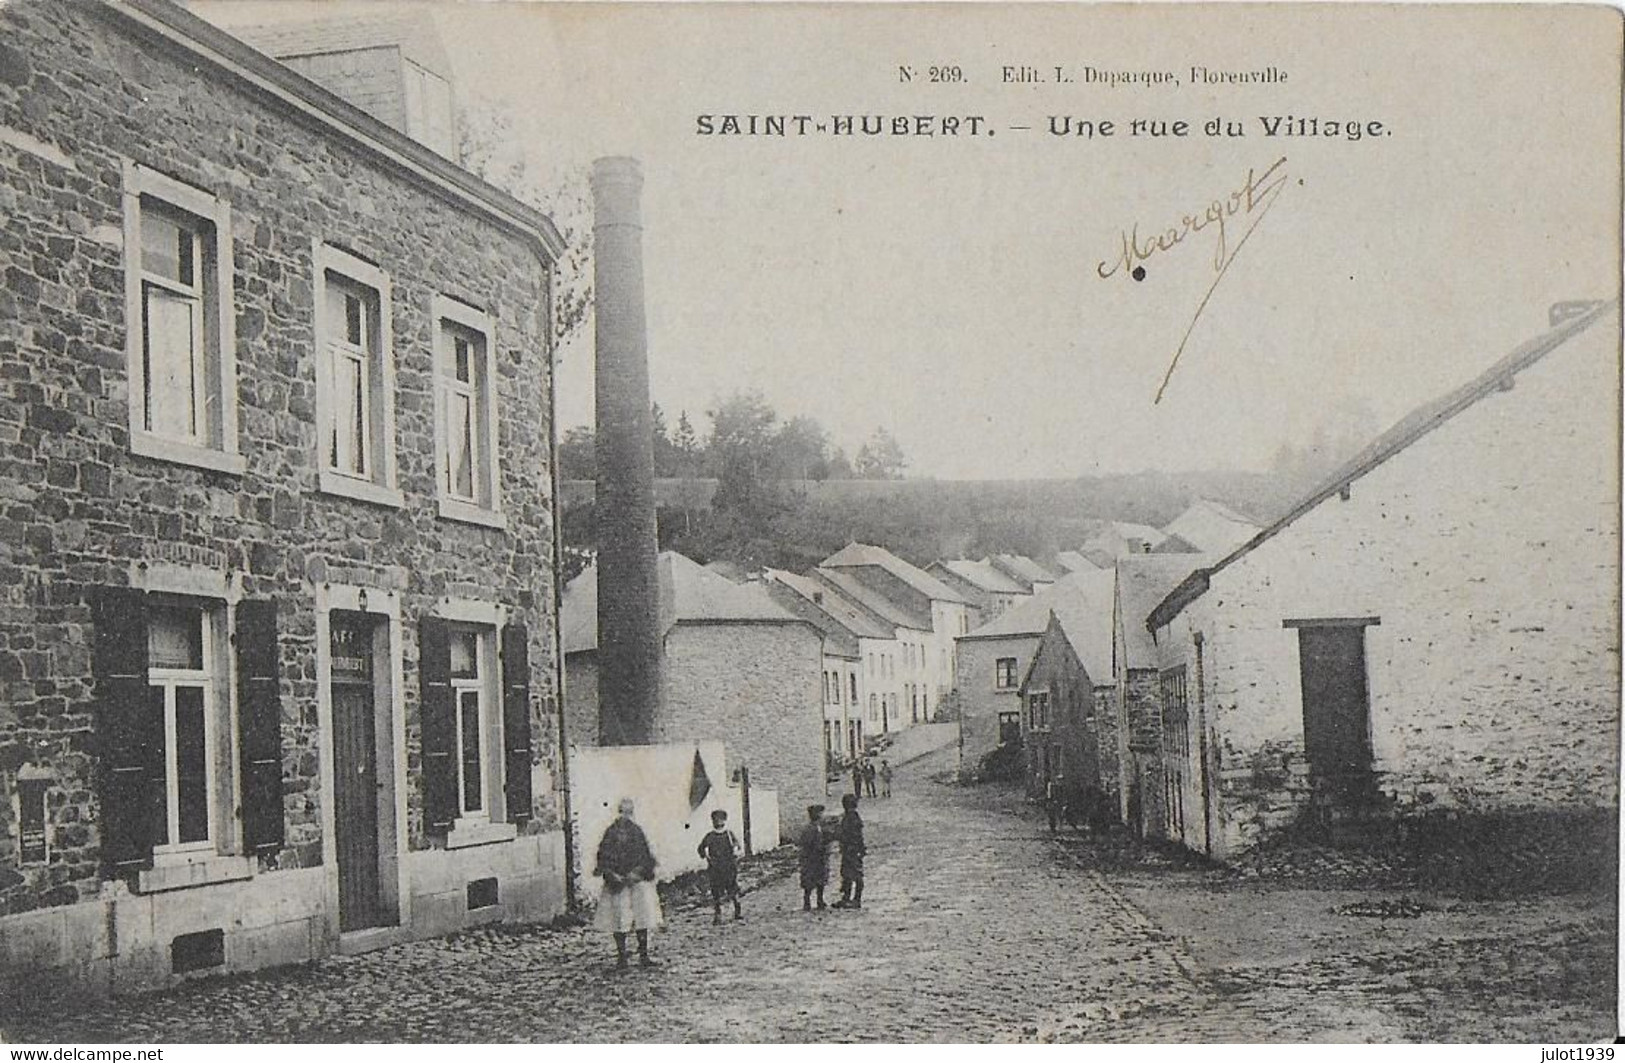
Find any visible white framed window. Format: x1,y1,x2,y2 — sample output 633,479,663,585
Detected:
995,657,1018,690
449,624,498,819
433,298,503,527
146,602,221,853
433,598,520,850
314,244,401,508
121,162,242,475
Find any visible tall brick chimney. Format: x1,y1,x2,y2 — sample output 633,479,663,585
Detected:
591,157,661,745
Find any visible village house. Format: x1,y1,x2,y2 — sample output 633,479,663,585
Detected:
760,568,895,763
1143,304,1619,860
987,553,1057,594
1017,570,1118,811
956,568,1116,788
1052,550,1099,575
955,602,1049,776
560,552,825,834
1158,499,1261,557
811,566,918,735
817,543,972,726
0,0,568,996
1085,521,1169,561
1112,554,1209,837
928,557,1028,626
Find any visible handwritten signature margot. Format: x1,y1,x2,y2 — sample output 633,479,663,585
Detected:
1096,156,1291,403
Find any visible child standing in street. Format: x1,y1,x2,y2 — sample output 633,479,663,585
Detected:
797,804,829,911
696,809,743,924
831,793,866,909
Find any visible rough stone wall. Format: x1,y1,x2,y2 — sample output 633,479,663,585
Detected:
0,3,559,916
1159,311,1620,858
955,634,1039,773
658,622,824,835
1120,670,1166,837
1020,624,1100,800
1091,685,1120,809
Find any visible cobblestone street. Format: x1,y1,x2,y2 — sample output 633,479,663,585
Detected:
4,748,1613,1043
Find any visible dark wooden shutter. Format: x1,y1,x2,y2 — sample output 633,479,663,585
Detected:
236,599,284,855
419,616,456,834
500,622,533,825
92,586,155,873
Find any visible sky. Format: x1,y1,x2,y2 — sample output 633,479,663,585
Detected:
196,2,1620,480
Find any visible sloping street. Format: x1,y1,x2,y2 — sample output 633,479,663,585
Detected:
4,747,1611,1043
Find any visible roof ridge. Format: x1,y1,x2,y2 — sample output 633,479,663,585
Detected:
1146,301,1617,631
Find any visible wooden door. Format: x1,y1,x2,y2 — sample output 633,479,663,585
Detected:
1296,625,1373,785
331,611,383,932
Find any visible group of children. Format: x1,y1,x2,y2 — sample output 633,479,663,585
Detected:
694,792,868,924
797,793,866,910
851,758,893,800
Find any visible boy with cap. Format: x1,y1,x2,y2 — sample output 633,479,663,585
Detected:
696,808,743,924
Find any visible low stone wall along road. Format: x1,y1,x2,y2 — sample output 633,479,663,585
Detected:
4,747,1612,1042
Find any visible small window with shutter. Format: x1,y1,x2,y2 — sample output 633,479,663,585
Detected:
92,587,283,878
421,614,533,837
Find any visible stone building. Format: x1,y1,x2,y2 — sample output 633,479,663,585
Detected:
818,543,971,724
1053,550,1099,575
560,552,824,833
957,569,1116,787
811,566,927,734
1144,304,1620,860
1112,554,1209,837
0,0,568,997
1085,521,1169,560
1016,570,1117,807
987,553,1057,594
1160,499,1261,557
761,568,894,762
956,607,1048,777
928,558,1028,626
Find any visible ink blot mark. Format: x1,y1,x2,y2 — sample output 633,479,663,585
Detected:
1132,266,1146,282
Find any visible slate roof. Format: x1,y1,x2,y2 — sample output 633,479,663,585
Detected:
812,568,922,632
939,558,1026,595
703,559,750,583
763,568,894,642
1084,522,1169,557
1150,533,1202,555
821,543,969,604
989,554,1056,587
561,552,802,654
1162,500,1261,556
1040,569,1118,685
961,593,1054,641
1053,550,1098,574
1148,301,1617,631
1116,554,1209,670
964,570,1117,684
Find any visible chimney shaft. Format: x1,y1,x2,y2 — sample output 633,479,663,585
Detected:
591,157,661,746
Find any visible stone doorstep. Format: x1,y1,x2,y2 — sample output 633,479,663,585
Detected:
335,924,407,957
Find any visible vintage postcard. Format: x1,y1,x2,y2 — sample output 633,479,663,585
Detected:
0,0,1619,1047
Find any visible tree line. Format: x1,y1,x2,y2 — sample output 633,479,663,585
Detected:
557,392,909,484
